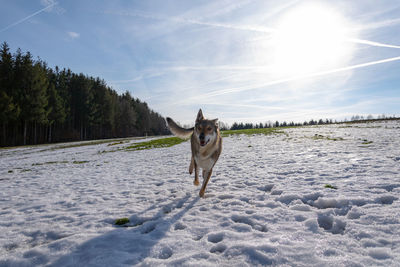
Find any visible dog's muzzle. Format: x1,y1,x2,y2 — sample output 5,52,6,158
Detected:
199,133,207,146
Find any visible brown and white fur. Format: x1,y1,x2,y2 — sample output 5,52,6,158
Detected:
166,109,222,197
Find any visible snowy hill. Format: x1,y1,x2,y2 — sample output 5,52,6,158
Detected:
1,121,399,266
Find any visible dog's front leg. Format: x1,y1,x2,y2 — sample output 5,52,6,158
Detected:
199,169,212,197
193,161,199,186
189,156,194,174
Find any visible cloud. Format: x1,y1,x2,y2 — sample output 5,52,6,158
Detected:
359,17,400,31
103,9,276,34
41,0,65,14
0,1,57,33
67,31,80,39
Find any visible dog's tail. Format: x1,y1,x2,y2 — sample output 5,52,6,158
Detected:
166,117,194,138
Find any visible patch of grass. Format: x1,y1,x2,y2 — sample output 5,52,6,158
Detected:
339,125,382,129
54,140,116,150
312,134,344,141
124,137,187,151
32,161,69,166
45,137,143,152
107,141,125,146
361,139,373,145
72,160,89,164
115,218,130,226
221,128,284,137
324,184,338,190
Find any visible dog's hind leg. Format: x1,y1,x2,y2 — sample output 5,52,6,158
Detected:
199,169,212,197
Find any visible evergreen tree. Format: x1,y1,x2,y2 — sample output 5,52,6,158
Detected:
0,42,19,145
46,68,66,142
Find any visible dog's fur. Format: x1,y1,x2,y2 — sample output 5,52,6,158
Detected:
166,109,222,197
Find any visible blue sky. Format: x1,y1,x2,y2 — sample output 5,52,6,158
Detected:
1,0,400,124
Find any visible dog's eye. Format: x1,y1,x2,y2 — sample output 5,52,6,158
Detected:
207,127,212,131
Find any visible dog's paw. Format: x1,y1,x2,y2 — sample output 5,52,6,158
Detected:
193,179,199,186
199,190,205,197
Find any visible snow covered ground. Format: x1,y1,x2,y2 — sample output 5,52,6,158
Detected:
1,120,399,266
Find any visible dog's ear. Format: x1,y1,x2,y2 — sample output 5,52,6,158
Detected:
196,109,204,123
211,118,218,125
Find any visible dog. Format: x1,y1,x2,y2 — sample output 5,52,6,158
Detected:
166,109,222,197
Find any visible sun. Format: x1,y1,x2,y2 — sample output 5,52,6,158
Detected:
270,3,354,77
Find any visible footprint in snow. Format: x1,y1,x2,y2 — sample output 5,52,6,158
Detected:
210,244,227,254
231,215,268,233
207,233,224,243
317,213,346,234
218,194,234,200
156,246,173,259
174,222,186,230
141,222,156,234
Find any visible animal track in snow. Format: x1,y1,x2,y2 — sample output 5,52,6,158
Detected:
210,244,227,254
257,184,274,192
207,233,224,243
218,194,234,200
157,246,173,259
231,215,268,233
174,222,186,230
141,222,156,234
317,213,346,234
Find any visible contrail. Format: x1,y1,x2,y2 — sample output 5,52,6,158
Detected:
103,10,276,34
188,55,400,99
0,2,57,33
349,38,400,49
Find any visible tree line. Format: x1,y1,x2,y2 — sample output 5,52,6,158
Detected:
230,115,399,130
0,42,169,147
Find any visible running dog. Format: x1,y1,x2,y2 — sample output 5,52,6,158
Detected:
166,109,222,197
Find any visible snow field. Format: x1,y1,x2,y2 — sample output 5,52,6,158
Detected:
0,121,399,266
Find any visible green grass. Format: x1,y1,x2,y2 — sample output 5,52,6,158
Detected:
324,184,338,190
221,128,284,137
115,218,130,226
72,160,89,164
312,134,344,141
107,141,126,146
54,140,121,150
32,161,69,166
361,139,373,145
124,137,187,151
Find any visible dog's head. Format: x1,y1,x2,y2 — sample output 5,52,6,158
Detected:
194,109,219,147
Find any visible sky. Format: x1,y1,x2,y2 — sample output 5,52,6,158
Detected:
1,0,400,125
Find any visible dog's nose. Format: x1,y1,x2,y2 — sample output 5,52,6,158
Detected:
199,133,205,140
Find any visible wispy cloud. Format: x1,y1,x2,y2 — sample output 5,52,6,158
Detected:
40,0,65,14
0,1,58,33
182,55,400,102
67,31,80,39
359,17,400,31
103,9,276,34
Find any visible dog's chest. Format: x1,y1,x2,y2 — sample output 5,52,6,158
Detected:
194,155,215,171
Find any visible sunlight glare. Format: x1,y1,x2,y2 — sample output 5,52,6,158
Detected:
271,3,354,77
